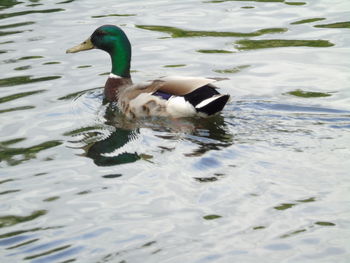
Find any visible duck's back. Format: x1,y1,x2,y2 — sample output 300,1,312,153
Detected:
114,76,230,119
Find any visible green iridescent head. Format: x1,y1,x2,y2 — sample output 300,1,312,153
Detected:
66,25,132,78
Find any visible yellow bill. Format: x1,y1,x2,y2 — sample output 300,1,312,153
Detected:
66,38,94,53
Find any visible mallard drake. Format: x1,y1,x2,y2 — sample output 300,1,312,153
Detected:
66,25,230,119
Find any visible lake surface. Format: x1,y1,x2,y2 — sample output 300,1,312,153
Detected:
1,0,350,262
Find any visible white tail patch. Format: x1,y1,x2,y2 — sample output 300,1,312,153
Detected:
166,96,196,117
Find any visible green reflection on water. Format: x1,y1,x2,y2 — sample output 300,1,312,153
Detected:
280,229,306,238
102,174,122,179
0,40,14,45
315,221,335,226
77,65,92,68
77,190,91,195
14,65,32,71
0,210,47,228
0,105,35,114
0,8,65,20
43,196,60,202
0,90,45,104
57,0,77,4
24,245,72,260
0,30,23,37
287,89,331,98
4,56,44,64
142,241,157,248
0,0,21,10
253,226,266,230
43,61,61,65
194,176,218,182
0,228,37,239
291,18,326,25
284,2,305,5
0,21,35,29
26,4,43,7
0,179,14,184
0,189,20,195
275,197,316,211
278,219,336,239
0,139,62,166
203,214,222,220
235,39,334,49
213,65,250,74
1,137,25,145
315,21,350,29
136,25,287,38
0,227,58,239
19,55,44,60
92,13,136,18
7,238,39,249
0,75,61,87
296,197,316,203
197,49,234,53
163,64,186,68
99,72,109,76
274,203,296,210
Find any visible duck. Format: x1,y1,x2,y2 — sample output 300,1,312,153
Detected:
66,25,230,119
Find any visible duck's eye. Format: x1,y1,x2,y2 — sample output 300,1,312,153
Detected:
96,30,106,37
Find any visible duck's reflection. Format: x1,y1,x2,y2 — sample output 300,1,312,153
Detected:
67,103,233,167
85,127,140,166
67,104,141,166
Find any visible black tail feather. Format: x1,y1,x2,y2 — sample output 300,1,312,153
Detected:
196,94,230,115
184,85,219,107
184,85,229,115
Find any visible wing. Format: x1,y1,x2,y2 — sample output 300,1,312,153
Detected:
155,76,222,96
119,80,163,101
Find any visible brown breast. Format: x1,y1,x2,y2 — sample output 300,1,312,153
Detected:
104,77,132,102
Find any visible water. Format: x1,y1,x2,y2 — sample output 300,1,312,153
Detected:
1,0,350,262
